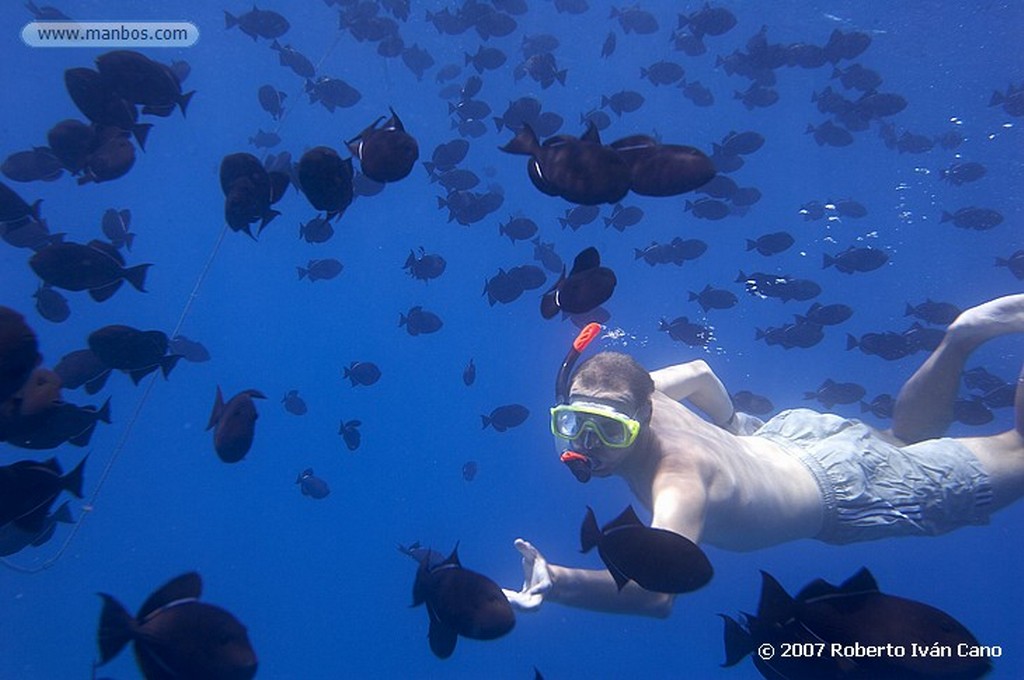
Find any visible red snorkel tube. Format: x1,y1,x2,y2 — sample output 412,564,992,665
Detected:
555,323,602,483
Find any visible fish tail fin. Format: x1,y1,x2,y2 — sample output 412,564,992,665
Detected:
579,506,601,553
860,400,871,413
96,397,112,424
206,385,225,430
63,455,88,498
121,263,150,293
480,415,491,429
498,124,540,156
297,267,308,279
161,354,182,379
845,333,859,351
719,614,754,667
97,593,137,663
223,11,237,29
822,253,834,268
940,211,953,223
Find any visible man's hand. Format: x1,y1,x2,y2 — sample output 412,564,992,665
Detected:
501,539,552,611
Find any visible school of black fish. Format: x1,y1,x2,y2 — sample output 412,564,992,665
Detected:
1,1,1018,677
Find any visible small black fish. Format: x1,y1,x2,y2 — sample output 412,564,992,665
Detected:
404,247,446,282
344,361,381,387
688,284,737,312
281,390,307,415
581,506,712,593
462,358,476,386
940,207,1003,231
498,216,539,243
731,390,773,416
860,393,895,419
481,404,529,432
33,285,70,323
803,379,865,408
800,302,853,326
297,258,343,282
940,161,986,186
270,40,313,78
684,197,730,220
339,419,362,451
823,246,888,274
97,572,257,679
168,335,210,363
296,468,330,499
207,386,266,463
905,299,960,326
746,231,794,256
412,544,516,659
462,461,478,482
659,316,712,347
541,247,616,319
88,324,180,384
399,306,443,335
0,457,86,532
995,250,1024,280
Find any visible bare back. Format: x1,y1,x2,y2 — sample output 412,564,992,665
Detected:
620,391,824,551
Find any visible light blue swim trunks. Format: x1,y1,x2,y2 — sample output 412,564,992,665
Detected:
752,408,994,545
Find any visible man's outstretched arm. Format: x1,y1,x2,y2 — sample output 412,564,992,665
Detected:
650,360,734,426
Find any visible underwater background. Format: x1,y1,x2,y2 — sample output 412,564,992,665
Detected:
1,1,1022,678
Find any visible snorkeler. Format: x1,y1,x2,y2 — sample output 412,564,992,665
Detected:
503,294,1024,617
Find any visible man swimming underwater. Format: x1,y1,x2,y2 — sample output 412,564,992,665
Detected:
503,294,1024,617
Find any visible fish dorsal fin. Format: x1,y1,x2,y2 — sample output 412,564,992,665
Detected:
580,119,600,144
138,571,202,620
206,385,225,430
839,566,879,595
756,571,796,623
444,542,462,568
569,247,600,276
604,505,643,533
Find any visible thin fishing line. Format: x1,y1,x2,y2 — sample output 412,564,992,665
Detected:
1,28,347,573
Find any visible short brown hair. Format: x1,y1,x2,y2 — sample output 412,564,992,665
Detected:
570,352,654,410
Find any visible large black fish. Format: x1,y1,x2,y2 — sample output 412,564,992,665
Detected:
63,67,151,149
0,398,111,450
88,325,180,383
97,572,257,679
95,50,194,117
0,456,86,533
541,247,616,319
0,306,41,403
297,146,354,220
30,240,150,301
219,152,289,237
0,500,72,556
500,122,630,205
346,108,419,183
207,386,266,463
412,545,516,659
610,134,716,197
721,569,991,679
581,506,712,593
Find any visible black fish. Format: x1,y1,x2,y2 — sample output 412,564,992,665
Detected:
30,240,150,300
270,40,313,78
97,572,257,679
532,238,563,273
905,299,960,326
861,393,895,419
803,379,865,408
499,216,538,242
823,246,889,274
257,84,286,119
400,306,443,335
954,397,994,426
659,316,712,347
206,386,266,463
346,108,419,183
500,123,631,206
462,461,478,482
0,501,73,557
296,468,330,499
688,285,737,312
404,247,446,282
53,349,110,394
1,147,63,183
481,404,529,432
940,207,1003,231
339,419,362,451
412,545,516,659
940,161,986,186
225,7,289,40
462,358,476,386
63,67,151,149
32,285,70,323
344,361,381,386
220,152,289,237
746,231,794,256
0,306,42,403
100,208,133,251
581,506,712,593
995,250,1024,279
541,247,616,319
847,331,914,361
297,258,343,282
721,569,990,680
305,76,361,112
281,390,307,415
297,147,354,220
684,197,730,220
732,390,773,415
558,204,600,230
0,180,42,224
800,302,853,326
1,398,110,450
94,50,194,117
88,324,180,383
806,120,853,147
0,457,86,532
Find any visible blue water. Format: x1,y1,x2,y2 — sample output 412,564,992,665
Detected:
1,1,1022,678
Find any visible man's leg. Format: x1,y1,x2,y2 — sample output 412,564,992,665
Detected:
892,294,1024,444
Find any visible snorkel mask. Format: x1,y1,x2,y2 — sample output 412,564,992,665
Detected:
552,323,603,483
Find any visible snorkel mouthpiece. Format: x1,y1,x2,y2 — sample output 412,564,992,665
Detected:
560,450,592,483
